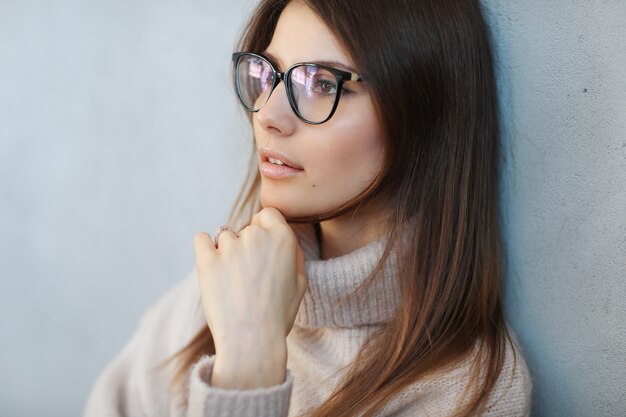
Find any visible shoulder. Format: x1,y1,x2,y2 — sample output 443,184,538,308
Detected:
451,327,533,416
381,328,532,417
480,328,533,416
84,268,204,416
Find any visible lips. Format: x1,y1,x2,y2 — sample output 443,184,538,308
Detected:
258,147,303,170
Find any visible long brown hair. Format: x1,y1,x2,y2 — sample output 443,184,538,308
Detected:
157,0,519,415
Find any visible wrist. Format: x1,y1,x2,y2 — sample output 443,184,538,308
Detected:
212,337,287,389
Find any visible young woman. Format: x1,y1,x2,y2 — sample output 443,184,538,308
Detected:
84,0,532,416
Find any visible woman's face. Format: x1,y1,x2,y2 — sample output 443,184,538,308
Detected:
253,0,384,219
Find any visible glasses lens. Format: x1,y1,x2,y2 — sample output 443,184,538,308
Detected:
289,65,338,123
236,54,274,111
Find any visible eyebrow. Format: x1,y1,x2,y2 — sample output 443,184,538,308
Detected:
263,50,359,74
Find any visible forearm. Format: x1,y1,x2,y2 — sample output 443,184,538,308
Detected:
211,335,288,389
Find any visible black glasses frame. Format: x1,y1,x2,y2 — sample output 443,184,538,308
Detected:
232,51,363,125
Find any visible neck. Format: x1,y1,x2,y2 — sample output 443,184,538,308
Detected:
317,206,391,260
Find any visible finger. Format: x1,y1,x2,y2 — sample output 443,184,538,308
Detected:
251,207,287,230
214,226,240,239
213,226,239,248
193,232,217,264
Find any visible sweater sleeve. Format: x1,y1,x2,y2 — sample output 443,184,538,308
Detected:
186,355,294,417
83,269,296,417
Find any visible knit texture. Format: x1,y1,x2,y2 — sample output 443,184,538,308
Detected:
83,222,532,417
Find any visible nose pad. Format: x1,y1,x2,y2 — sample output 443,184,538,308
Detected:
255,80,297,134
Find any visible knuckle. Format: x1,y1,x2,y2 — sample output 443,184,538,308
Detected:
261,206,279,219
246,224,262,233
194,232,209,246
240,224,260,239
257,208,270,221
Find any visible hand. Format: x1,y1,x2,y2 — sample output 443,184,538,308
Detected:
193,207,308,353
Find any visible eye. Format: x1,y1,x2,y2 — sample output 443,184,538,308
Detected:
311,77,337,96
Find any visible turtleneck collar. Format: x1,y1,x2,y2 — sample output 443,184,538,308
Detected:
290,222,402,329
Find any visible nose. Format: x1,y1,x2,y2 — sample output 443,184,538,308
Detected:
255,81,297,136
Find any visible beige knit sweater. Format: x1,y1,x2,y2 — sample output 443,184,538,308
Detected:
83,222,532,416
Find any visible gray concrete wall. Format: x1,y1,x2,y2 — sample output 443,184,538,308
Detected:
482,1,626,416
1,1,624,416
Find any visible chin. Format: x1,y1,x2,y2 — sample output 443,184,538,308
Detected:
260,195,294,214
259,194,312,219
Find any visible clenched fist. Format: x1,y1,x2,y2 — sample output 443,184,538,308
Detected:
193,207,307,385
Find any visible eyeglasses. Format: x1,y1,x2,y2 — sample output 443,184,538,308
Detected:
232,52,363,125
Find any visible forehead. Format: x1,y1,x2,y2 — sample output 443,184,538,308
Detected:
265,0,354,70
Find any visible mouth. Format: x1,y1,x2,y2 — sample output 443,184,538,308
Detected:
260,159,304,179
258,147,304,170
262,156,300,169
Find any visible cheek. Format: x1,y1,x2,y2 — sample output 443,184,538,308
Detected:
311,115,384,189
